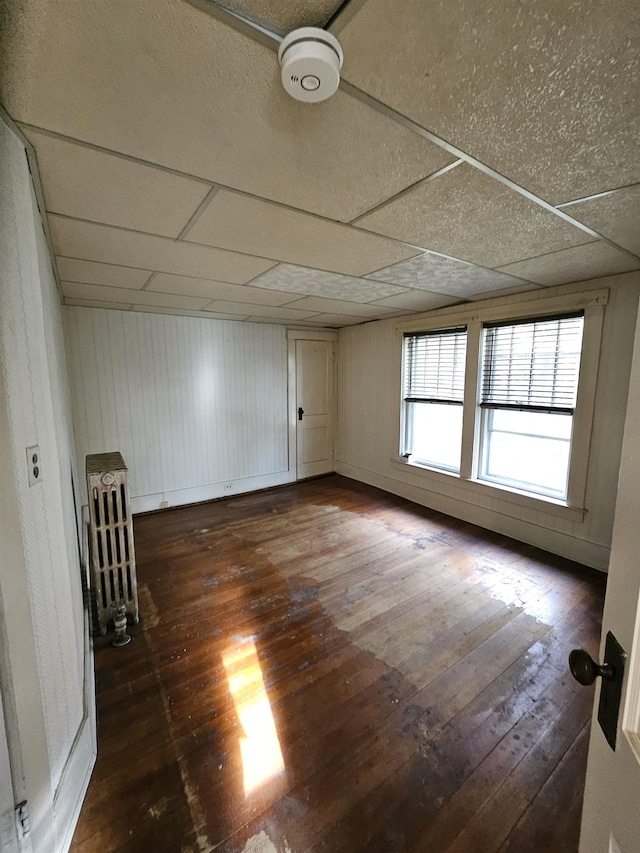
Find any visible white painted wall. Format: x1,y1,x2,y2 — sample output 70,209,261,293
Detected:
64,309,292,511
336,276,640,571
0,116,93,852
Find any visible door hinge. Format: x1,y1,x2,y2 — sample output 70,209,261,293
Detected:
15,800,30,839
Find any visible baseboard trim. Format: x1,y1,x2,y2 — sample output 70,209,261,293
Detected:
335,461,610,572
130,469,296,514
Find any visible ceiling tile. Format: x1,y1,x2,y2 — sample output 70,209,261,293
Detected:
131,306,249,320
0,0,454,222
466,283,545,301
250,264,406,302
148,273,298,305
61,281,212,310
23,129,210,237
56,257,151,289
561,185,640,256
283,296,402,317
302,313,367,326
367,248,533,297
357,165,593,268
50,216,275,283
340,0,640,203
370,290,461,311
64,298,133,311
185,189,419,276
497,242,640,286
203,301,319,320
243,318,330,327
214,0,344,35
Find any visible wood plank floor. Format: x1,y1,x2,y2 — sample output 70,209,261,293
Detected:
70,475,606,853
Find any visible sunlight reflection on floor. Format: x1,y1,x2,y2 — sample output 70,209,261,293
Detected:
223,638,285,797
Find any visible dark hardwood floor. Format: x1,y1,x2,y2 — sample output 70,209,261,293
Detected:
70,475,605,853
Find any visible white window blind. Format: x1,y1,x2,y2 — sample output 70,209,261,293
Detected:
404,327,467,404
481,313,584,414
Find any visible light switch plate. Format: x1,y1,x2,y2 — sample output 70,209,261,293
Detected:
26,445,42,486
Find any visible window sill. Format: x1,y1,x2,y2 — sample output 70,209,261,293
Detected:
390,457,585,522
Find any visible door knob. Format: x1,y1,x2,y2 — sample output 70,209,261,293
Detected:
569,648,614,686
298,407,304,421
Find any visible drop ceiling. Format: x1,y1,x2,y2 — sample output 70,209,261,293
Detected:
0,0,638,327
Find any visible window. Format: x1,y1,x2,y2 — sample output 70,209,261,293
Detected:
479,313,584,499
397,289,606,515
402,327,467,472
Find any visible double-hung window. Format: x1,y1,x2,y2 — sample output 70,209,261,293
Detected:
397,289,605,515
402,327,467,472
479,313,584,500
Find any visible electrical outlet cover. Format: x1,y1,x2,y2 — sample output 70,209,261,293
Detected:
26,445,42,486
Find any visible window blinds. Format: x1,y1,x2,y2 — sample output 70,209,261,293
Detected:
404,327,467,404
481,312,584,413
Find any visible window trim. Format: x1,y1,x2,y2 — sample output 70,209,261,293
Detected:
395,288,609,520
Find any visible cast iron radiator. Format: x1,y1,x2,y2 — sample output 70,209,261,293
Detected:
86,452,139,635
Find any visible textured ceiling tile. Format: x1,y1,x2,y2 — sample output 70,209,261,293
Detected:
282,296,401,317
132,306,248,320
148,273,297,305
366,246,533,296
203,301,319,320
0,0,453,222
358,165,593,268
186,190,418,276
50,216,275,283
370,290,461,311
56,256,151,289
249,263,406,301
561,185,640,256
214,0,344,35
64,298,133,310
497,242,640,286
302,313,367,326
61,281,212,310
340,0,640,203
466,283,545,301
23,129,210,237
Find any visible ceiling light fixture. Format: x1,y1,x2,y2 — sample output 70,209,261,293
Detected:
278,27,343,103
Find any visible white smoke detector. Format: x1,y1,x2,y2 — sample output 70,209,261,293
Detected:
278,27,344,103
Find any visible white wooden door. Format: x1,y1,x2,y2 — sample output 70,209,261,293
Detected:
579,302,640,852
295,339,335,480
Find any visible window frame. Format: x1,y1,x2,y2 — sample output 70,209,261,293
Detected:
402,325,468,473
395,289,609,521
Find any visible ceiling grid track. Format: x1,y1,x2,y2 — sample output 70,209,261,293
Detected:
184,0,640,265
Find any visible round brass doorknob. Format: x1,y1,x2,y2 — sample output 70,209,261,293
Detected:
569,648,614,686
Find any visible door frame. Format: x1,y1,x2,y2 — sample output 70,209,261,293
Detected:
286,330,338,480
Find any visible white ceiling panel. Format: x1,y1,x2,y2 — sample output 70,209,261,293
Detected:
23,128,211,237
497,242,640,286
148,273,298,306
370,291,461,312
64,298,133,311
214,0,344,35
61,281,212,310
185,189,419,276
358,165,593,269
339,0,640,204
366,249,531,296
56,257,151,289
50,216,275,283
300,313,369,326
132,306,250,320
561,185,640,256
282,297,403,318
250,264,406,302
202,301,319,320
0,0,454,222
